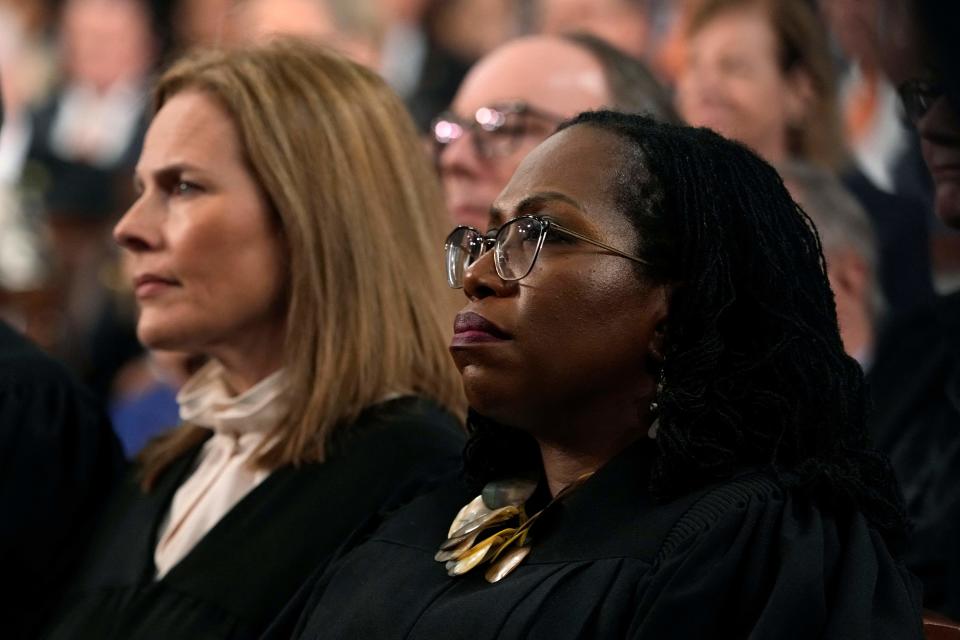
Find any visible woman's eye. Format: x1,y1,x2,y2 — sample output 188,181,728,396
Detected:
172,181,200,196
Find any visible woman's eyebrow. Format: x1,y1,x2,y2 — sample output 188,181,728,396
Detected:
489,191,585,222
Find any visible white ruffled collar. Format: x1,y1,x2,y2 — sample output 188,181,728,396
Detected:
176,360,287,436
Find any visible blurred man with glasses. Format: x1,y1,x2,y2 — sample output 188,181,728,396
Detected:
877,0,960,228
432,32,677,231
870,0,960,621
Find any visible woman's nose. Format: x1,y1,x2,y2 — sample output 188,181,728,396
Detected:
113,195,161,252
462,248,515,300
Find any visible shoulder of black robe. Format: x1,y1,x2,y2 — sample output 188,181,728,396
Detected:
281,440,922,640
44,395,465,640
0,321,125,639
868,290,960,618
629,476,923,639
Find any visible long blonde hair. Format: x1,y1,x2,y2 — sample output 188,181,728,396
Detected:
140,39,463,488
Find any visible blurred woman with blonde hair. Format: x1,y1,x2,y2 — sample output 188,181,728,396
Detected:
45,39,464,639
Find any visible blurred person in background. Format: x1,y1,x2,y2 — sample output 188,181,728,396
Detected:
1,77,124,640
878,0,960,229
0,1,57,326
820,0,960,297
26,0,157,175
642,0,697,87
535,0,648,59
867,0,960,620
230,0,382,68
675,0,933,322
44,40,465,639
377,0,433,99
232,0,520,132
779,161,882,369
435,32,677,231
818,0,928,201
17,0,161,399
0,1,56,186
170,0,235,49
377,0,474,132
393,0,521,132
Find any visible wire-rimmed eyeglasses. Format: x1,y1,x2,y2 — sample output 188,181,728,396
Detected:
899,78,945,125
444,215,649,289
431,102,566,161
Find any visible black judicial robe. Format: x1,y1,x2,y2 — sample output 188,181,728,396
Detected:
43,397,464,640
275,440,923,640
0,322,124,639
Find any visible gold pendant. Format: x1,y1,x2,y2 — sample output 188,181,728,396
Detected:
435,472,594,583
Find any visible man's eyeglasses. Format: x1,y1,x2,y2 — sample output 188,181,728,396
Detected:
444,215,648,289
431,102,565,160
899,78,945,125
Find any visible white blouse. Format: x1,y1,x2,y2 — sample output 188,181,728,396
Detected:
154,361,287,579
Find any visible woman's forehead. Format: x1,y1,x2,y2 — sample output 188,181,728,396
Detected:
496,127,624,210
492,125,638,237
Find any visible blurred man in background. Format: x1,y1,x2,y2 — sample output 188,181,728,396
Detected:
435,32,677,230
870,0,960,619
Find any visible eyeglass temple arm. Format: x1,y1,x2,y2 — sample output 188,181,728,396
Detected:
549,222,649,266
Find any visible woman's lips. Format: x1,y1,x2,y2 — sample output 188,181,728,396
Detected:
451,311,510,346
133,274,179,299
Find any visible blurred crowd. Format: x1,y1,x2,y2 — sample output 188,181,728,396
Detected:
0,0,956,449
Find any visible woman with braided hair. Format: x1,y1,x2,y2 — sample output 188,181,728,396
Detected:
270,111,922,639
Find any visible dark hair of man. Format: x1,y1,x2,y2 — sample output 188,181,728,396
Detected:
561,32,681,125
464,110,908,545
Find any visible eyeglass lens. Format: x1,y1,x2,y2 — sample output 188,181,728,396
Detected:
445,227,483,289
901,80,944,124
444,217,547,288
494,217,544,281
432,107,533,160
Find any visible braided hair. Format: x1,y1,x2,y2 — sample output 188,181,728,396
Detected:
464,110,908,544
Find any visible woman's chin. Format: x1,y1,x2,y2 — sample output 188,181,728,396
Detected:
136,321,192,353
464,392,532,434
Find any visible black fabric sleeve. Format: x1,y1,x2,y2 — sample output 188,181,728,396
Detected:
629,475,924,640
0,325,125,638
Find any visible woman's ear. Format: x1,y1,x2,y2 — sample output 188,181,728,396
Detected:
647,284,671,363
650,321,667,363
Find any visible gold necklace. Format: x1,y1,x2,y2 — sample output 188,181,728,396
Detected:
435,472,594,583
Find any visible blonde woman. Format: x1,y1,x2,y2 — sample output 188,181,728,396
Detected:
45,40,464,639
